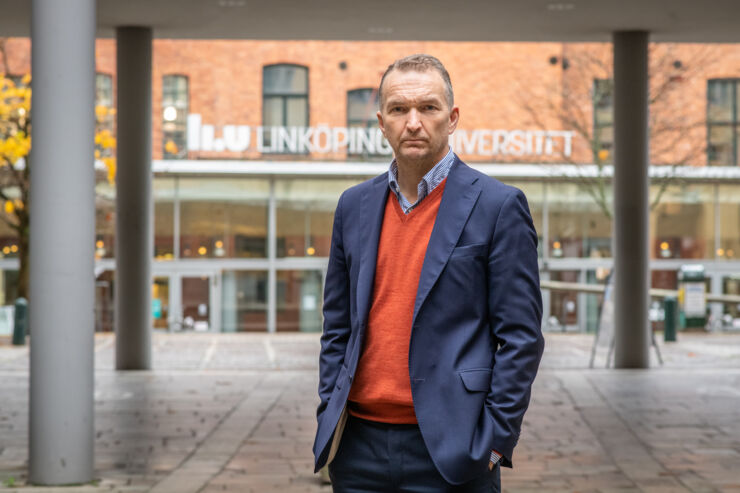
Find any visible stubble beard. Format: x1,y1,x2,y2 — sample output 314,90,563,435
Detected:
395,141,446,174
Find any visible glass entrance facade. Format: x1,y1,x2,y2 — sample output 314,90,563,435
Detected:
83,164,740,333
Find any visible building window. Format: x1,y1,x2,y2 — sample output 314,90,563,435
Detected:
707,79,739,166
592,78,613,162
347,88,382,158
262,64,308,150
162,75,189,159
347,88,378,128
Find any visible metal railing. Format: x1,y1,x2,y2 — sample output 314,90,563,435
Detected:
540,280,740,304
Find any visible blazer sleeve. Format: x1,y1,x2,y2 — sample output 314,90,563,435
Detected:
486,188,545,467
316,191,352,420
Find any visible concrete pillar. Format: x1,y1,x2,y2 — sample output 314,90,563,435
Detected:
115,27,153,369
29,0,95,484
267,179,277,333
613,31,650,368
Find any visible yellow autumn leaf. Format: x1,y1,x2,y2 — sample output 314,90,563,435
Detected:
21,74,31,85
164,140,178,154
4,201,14,214
103,157,116,184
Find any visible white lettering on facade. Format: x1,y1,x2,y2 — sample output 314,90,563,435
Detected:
186,114,574,158
223,125,250,152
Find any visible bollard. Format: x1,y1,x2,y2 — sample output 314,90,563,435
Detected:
12,297,28,346
663,296,677,342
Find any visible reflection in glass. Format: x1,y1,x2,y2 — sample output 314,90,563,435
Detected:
548,182,612,258
179,178,269,258
221,270,267,332
719,185,740,261
162,75,189,159
593,78,614,158
152,276,169,329
263,65,308,95
0,270,19,335
182,276,209,330
502,181,544,258
262,65,308,151
549,270,579,331
707,79,734,122
651,184,714,259
722,275,740,320
347,88,382,158
277,270,323,332
708,125,733,166
155,178,175,259
0,270,19,306
276,179,361,258
707,79,739,166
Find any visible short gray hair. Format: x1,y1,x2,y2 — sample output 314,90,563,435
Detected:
378,54,454,109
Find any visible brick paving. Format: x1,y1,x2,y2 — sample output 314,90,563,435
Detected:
0,332,739,492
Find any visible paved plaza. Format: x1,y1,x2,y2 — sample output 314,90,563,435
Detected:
1,331,739,492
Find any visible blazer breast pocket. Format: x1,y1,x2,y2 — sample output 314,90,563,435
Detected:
449,243,487,260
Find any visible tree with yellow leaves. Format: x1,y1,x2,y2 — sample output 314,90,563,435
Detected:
0,38,116,300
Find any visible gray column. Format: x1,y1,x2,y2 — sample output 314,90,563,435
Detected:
613,31,650,368
115,27,153,369
29,0,95,484
267,179,277,333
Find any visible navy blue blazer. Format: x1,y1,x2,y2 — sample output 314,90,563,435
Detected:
313,156,544,485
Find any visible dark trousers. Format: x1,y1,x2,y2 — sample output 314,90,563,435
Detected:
328,415,501,493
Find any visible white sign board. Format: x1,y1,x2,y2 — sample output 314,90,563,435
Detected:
683,282,706,317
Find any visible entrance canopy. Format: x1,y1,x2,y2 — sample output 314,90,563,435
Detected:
2,0,740,42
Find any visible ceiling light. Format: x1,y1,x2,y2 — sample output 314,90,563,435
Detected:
368,27,394,35
547,3,575,11
218,0,246,7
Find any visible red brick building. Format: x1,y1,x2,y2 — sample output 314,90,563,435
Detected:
1,37,739,333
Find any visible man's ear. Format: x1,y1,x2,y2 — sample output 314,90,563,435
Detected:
448,106,460,134
377,110,386,136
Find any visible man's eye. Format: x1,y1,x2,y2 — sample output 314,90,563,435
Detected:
390,107,403,113
424,105,437,111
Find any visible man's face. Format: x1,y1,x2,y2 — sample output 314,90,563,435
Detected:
377,69,459,167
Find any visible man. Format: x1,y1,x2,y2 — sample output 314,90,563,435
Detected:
313,54,544,492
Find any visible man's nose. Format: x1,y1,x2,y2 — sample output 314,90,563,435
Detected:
406,109,422,132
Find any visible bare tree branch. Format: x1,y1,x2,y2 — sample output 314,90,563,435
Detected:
517,42,721,219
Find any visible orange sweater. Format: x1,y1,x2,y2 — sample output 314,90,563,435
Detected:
348,180,446,424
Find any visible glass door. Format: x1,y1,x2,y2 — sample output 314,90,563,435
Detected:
152,276,170,330
181,275,210,331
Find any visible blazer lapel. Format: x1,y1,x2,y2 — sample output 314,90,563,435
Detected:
412,159,481,325
357,173,390,327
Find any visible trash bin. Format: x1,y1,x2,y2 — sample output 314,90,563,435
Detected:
12,297,27,346
663,296,678,342
677,265,706,330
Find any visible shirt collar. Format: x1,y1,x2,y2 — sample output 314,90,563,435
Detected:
388,146,454,200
